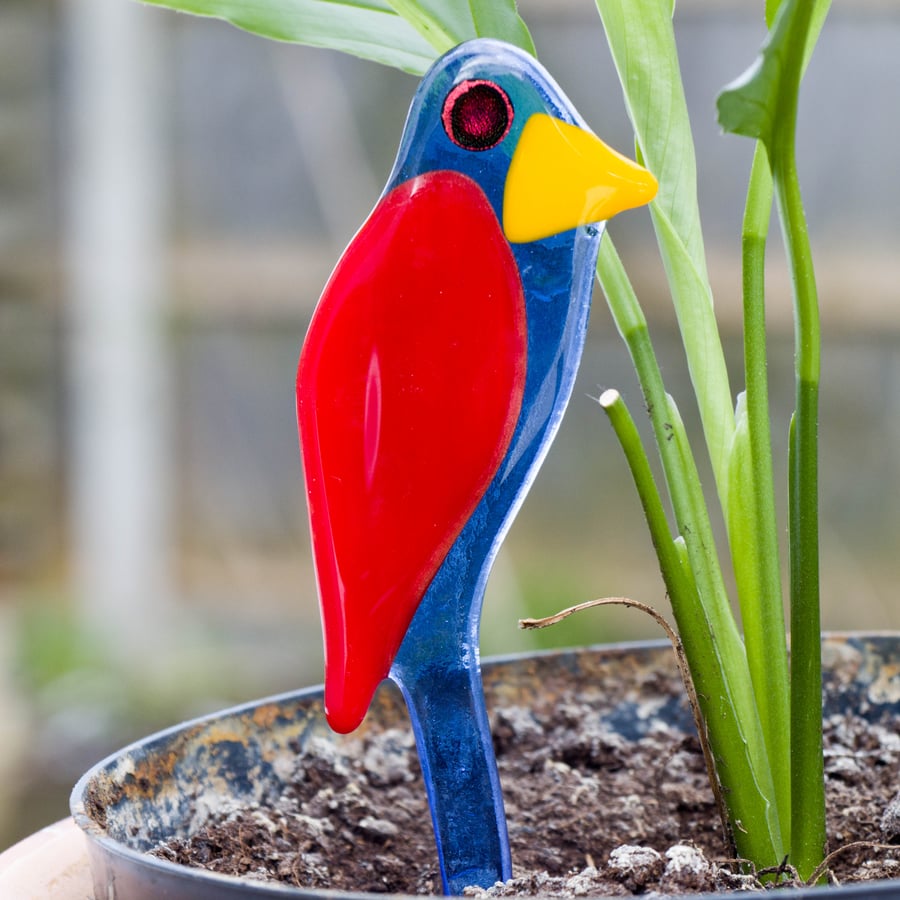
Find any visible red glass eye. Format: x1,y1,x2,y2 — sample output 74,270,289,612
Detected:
442,80,512,151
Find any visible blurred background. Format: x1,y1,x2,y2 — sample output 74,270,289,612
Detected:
1,0,898,851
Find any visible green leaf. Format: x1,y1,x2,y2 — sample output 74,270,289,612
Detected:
726,392,791,848
386,0,536,57
717,0,831,149
595,0,734,506
597,2,704,268
141,0,534,75
142,0,436,73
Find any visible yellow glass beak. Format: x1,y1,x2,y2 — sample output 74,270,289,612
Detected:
503,113,658,244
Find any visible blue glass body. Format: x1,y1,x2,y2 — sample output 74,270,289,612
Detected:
385,40,604,894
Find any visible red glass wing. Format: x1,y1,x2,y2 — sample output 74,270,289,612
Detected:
297,171,526,733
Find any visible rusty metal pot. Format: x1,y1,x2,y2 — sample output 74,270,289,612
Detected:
71,634,900,899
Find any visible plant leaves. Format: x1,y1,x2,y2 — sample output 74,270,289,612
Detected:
142,0,433,73
141,0,534,75
386,0,535,58
725,392,791,847
717,0,831,148
595,0,734,504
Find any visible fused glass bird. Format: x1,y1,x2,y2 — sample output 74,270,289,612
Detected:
296,38,656,895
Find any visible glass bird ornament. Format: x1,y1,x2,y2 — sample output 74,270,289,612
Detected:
296,38,657,895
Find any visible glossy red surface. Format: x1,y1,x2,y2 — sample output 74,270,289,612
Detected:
297,171,526,733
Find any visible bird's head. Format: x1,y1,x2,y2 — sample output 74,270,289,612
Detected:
387,38,657,244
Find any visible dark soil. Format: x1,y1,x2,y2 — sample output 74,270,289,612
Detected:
152,654,900,895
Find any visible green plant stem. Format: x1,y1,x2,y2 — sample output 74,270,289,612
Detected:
597,238,784,867
786,383,823,879
778,162,825,878
769,0,826,877
597,240,732,663
717,0,831,877
734,143,791,848
596,389,696,610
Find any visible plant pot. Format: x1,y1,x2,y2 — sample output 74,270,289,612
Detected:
71,633,900,899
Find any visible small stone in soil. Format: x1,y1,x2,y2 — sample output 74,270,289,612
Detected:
607,845,663,891
881,791,900,840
